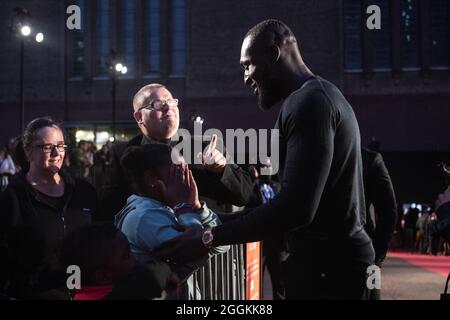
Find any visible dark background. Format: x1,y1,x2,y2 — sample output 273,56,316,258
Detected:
0,0,449,205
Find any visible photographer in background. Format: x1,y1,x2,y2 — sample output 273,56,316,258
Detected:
431,161,450,244
433,188,450,244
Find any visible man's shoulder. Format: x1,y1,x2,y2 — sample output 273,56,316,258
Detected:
285,77,336,110
110,135,142,156
128,134,144,146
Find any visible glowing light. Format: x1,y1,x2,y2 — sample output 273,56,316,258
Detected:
35,32,44,43
21,25,31,36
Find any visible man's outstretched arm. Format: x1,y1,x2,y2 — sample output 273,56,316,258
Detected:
213,91,336,245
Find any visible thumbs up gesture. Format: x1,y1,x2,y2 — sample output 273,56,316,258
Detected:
197,134,227,173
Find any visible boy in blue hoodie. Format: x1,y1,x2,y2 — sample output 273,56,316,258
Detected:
115,144,229,299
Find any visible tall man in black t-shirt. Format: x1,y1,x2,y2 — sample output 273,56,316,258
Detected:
155,19,375,299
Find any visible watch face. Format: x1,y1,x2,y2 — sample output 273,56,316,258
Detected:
202,230,213,247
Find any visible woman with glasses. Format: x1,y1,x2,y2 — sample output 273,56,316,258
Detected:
0,117,98,299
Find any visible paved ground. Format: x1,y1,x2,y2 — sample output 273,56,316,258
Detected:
381,253,449,300
262,252,450,300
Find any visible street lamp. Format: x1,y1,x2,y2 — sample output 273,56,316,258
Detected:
35,32,44,43
13,8,44,133
21,25,31,36
108,52,127,140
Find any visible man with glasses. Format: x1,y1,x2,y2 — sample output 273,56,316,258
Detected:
100,83,253,220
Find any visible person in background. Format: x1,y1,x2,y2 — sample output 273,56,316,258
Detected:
0,117,98,299
361,148,397,265
0,145,16,191
403,207,419,252
93,143,112,196
430,188,450,247
361,147,397,300
68,140,87,179
8,136,26,174
84,141,96,182
60,223,177,300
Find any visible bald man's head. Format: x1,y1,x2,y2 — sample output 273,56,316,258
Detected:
132,83,166,112
132,84,180,141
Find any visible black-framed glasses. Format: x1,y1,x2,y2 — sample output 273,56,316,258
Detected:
34,143,67,153
137,98,179,112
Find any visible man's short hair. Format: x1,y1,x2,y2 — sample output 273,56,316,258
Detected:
245,19,297,48
120,144,173,195
132,83,167,112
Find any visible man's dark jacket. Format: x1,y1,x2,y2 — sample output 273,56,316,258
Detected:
99,134,253,220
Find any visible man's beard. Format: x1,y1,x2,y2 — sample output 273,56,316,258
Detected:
256,76,283,111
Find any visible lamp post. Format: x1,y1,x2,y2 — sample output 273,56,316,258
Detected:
108,52,127,140
14,8,44,132
19,31,25,133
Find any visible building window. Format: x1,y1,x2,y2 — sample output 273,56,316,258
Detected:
146,0,160,75
430,0,450,68
95,0,110,76
343,0,363,71
373,0,391,70
121,0,135,76
171,0,186,76
70,0,86,77
401,0,419,69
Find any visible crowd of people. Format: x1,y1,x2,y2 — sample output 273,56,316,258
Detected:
0,19,449,300
399,205,450,256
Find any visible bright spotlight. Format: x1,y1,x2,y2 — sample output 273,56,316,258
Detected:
121,66,127,74
21,25,31,36
35,32,44,43
115,63,123,72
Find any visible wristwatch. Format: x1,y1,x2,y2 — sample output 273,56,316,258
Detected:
202,228,214,249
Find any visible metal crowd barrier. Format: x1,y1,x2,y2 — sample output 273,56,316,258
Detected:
190,244,246,300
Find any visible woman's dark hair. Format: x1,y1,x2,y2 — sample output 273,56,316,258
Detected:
11,137,29,173
0,144,9,157
22,117,63,152
120,143,173,195
60,223,119,285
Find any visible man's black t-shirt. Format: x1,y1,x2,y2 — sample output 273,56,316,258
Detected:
214,76,374,265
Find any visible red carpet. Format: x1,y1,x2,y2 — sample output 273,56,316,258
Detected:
388,252,450,277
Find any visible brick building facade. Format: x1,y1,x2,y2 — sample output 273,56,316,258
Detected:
0,0,449,202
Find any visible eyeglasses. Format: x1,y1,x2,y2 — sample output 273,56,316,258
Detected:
34,143,67,153
138,98,179,112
